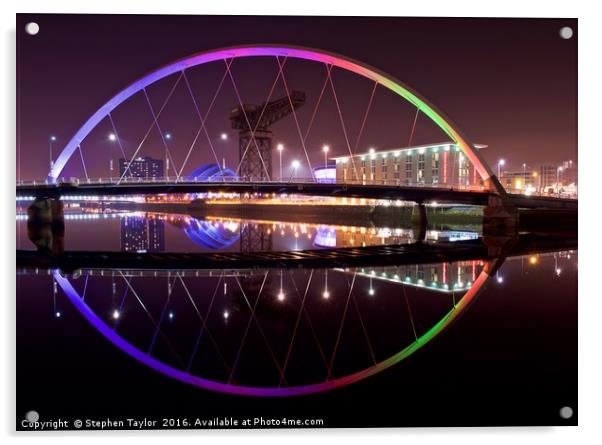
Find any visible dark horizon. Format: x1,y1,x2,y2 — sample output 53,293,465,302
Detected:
16,14,577,180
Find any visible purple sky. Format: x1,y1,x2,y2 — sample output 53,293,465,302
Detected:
16,14,577,180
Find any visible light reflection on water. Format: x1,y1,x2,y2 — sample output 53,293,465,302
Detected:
16,205,576,397
16,248,576,396
16,206,481,253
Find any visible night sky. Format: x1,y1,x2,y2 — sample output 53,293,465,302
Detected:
16,14,577,180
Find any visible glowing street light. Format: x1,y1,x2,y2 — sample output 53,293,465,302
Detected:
112,309,120,320
165,132,172,140
497,159,505,179
290,160,300,180
49,135,57,169
322,144,330,169
557,166,563,197
220,133,228,141
277,143,284,181
108,133,117,180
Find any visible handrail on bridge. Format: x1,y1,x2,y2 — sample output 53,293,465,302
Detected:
16,176,489,192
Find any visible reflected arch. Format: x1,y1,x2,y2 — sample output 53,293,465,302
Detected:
53,257,504,397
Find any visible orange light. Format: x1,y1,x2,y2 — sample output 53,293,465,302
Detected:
529,255,539,265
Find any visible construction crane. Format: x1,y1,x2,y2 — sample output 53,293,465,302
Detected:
230,91,306,181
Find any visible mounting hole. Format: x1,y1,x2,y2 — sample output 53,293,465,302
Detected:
559,26,573,40
559,406,573,419
25,410,40,423
25,22,40,35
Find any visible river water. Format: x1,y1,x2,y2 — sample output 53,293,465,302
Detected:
16,205,577,427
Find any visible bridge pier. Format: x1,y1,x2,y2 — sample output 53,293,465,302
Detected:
483,195,519,236
411,203,427,242
26,198,64,255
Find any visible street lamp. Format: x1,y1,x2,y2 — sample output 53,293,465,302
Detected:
557,166,563,197
277,143,284,181
108,133,117,180
220,133,228,141
290,160,300,181
322,145,330,170
164,132,172,178
497,159,505,179
49,135,57,170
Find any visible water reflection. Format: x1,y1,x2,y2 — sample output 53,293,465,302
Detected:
16,207,482,253
46,260,493,396
15,246,575,397
16,206,577,398
121,217,165,253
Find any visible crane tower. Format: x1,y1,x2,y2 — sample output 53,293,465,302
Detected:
230,91,306,181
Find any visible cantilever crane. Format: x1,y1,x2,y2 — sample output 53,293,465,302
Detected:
230,91,306,181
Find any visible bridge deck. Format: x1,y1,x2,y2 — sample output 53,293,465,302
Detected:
16,180,577,209
17,234,577,272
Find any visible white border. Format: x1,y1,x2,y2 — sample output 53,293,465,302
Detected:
2,1,600,443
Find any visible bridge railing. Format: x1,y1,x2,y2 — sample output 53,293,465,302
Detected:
17,176,487,191
15,176,578,199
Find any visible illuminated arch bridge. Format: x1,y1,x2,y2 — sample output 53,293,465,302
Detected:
17,44,578,212
45,45,499,189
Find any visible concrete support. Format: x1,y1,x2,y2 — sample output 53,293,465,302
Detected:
27,198,64,255
411,203,427,242
483,194,519,236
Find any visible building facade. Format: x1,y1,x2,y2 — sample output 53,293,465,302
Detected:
502,170,538,193
538,165,557,192
119,156,164,179
332,142,484,187
313,162,337,183
560,160,577,185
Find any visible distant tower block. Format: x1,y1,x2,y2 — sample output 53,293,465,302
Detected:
230,91,306,181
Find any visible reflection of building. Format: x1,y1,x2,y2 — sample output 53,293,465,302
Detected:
354,260,483,293
333,226,479,248
240,223,272,252
332,142,486,187
119,156,163,178
121,216,165,252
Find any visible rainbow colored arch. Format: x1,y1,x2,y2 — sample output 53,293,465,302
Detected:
48,45,498,190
